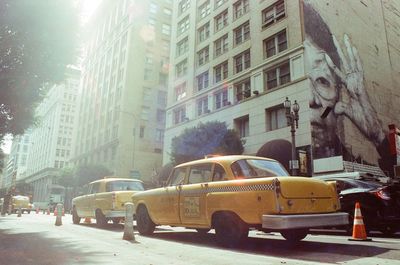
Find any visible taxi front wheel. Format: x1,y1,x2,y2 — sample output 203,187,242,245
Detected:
72,208,81,224
136,205,155,235
214,213,248,247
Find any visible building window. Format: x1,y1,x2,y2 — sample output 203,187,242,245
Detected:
197,46,209,66
214,61,228,83
156,129,164,142
214,89,229,109
163,8,172,16
234,21,250,46
233,0,249,20
158,90,167,105
198,22,210,43
140,126,145,138
196,71,209,91
215,9,228,32
215,0,227,8
262,0,285,28
266,105,286,131
177,16,190,35
198,1,211,19
175,82,187,101
214,34,228,57
234,49,250,74
176,37,188,57
173,106,186,124
197,96,209,116
234,115,249,138
265,62,290,89
162,23,171,35
264,29,287,58
179,0,190,14
157,109,166,123
150,2,158,14
176,59,188,78
235,78,251,102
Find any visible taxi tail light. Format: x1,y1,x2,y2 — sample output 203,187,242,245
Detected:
370,187,390,201
112,192,116,209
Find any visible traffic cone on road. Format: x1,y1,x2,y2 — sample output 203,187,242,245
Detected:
46,208,50,215
84,217,91,224
348,202,372,241
36,208,39,214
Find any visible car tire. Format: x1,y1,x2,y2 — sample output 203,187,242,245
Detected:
27,210,31,214
95,210,107,227
112,218,121,224
195,228,210,234
214,213,248,247
280,228,309,242
136,205,155,235
72,208,81,224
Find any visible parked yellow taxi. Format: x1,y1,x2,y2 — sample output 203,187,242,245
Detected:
132,155,348,246
72,178,144,226
11,195,32,214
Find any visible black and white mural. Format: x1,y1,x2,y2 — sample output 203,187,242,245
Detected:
303,0,395,175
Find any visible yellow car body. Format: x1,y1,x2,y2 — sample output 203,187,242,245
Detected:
72,178,144,226
132,155,348,245
11,195,32,214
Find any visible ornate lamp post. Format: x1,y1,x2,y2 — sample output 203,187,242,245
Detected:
284,97,300,175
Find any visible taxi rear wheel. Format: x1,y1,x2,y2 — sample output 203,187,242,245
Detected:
136,205,155,235
72,208,81,224
196,228,210,234
214,213,248,247
280,228,309,242
95,209,107,227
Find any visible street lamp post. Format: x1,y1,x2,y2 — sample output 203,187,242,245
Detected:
284,97,300,176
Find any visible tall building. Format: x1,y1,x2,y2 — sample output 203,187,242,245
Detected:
24,67,80,207
164,0,400,176
2,132,31,188
72,0,172,182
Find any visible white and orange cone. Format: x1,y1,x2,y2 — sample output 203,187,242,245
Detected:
348,202,372,241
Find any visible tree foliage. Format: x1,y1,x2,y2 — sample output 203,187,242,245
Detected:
0,0,79,139
170,121,244,164
57,164,113,189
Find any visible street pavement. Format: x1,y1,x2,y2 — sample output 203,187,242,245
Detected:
0,213,399,265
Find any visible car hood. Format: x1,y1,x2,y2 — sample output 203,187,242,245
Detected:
340,187,373,195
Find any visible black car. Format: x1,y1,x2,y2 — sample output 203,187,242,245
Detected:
314,174,400,235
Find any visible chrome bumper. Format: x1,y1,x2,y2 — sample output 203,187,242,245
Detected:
262,212,349,230
105,210,125,218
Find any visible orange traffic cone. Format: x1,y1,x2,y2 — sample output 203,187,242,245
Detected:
84,217,91,224
54,209,57,216
348,202,372,241
36,208,39,214
46,208,50,215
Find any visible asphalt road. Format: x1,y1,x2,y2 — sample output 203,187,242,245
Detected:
0,213,399,265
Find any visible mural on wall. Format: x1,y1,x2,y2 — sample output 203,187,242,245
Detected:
303,0,394,175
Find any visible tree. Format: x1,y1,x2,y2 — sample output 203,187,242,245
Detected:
0,0,79,139
170,121,244,164
75,164,113,187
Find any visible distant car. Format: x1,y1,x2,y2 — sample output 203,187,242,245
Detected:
72,178,145,227
11,195,32,214
314,174,400,235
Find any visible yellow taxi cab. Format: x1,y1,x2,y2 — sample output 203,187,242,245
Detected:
132,155,348,246
72,178,144,227
11,195,32,214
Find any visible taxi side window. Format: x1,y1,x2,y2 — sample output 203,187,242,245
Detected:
91,183,101,194
169,167,187,186
188,164,212,184
212,164,226,181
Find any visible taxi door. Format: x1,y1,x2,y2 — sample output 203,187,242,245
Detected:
179,163,212,226
152,167,187,224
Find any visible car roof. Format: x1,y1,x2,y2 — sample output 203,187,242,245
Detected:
90,177,143,184
175,155,276,168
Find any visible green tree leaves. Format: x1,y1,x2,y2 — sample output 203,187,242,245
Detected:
0,0,79,139
170,121,244,164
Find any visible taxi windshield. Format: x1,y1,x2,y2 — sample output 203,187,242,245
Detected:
231,159,289,178
106,181,145,192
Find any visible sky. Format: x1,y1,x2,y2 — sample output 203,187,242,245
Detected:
0,0,101,155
